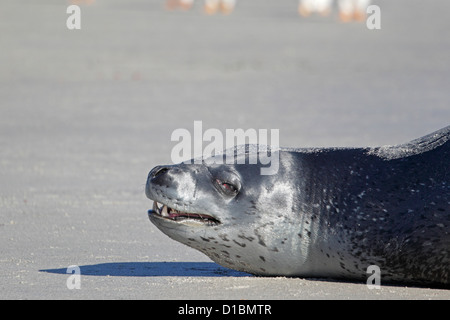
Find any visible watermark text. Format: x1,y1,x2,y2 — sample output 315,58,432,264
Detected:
171,121,280,175
66,5,81,30
366,265,381,289
66,265,81,289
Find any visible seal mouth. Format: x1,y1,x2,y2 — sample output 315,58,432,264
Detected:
148,201,221,226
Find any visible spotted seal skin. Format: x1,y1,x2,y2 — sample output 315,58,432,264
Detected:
145,126,449,287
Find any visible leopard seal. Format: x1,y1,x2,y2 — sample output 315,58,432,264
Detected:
145,126,449,287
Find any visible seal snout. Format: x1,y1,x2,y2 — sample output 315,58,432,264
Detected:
146,165,173,199
148,165,174,187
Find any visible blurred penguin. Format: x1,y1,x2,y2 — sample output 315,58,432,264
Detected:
298,0,333,17
298,0,372,22
165,0,236,14
338,0,372,22
204,0,236,15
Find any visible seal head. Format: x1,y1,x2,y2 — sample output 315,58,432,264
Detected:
146,150,315,276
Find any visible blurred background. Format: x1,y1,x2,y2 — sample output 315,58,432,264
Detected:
0,0,449,299
2,1,449,150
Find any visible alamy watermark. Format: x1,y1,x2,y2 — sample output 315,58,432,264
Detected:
366,265,381,289
66,4,381,31
66,265,81,289
171,121,280,175
66,5,81,30
366,5,381,30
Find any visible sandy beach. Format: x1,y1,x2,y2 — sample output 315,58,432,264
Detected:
0,0,449,299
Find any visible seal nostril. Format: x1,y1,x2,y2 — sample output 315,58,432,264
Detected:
151,166,170,178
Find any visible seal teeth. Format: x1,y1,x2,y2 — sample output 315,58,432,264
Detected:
161,205,169,217
152,201,168,216
150,201,220,225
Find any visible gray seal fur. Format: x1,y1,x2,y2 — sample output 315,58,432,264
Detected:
145,126,449,287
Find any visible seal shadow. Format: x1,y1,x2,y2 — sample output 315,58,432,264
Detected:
40,262,251,277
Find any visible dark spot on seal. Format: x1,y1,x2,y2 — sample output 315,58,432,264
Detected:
233,240,246,248
259,256,266,262
238,234,255,242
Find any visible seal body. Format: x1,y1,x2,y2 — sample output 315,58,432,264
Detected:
145,126,449,287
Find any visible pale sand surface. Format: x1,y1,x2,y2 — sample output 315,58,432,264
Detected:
0,0,449,299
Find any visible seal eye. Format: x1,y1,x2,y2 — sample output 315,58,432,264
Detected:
215,179,239,196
